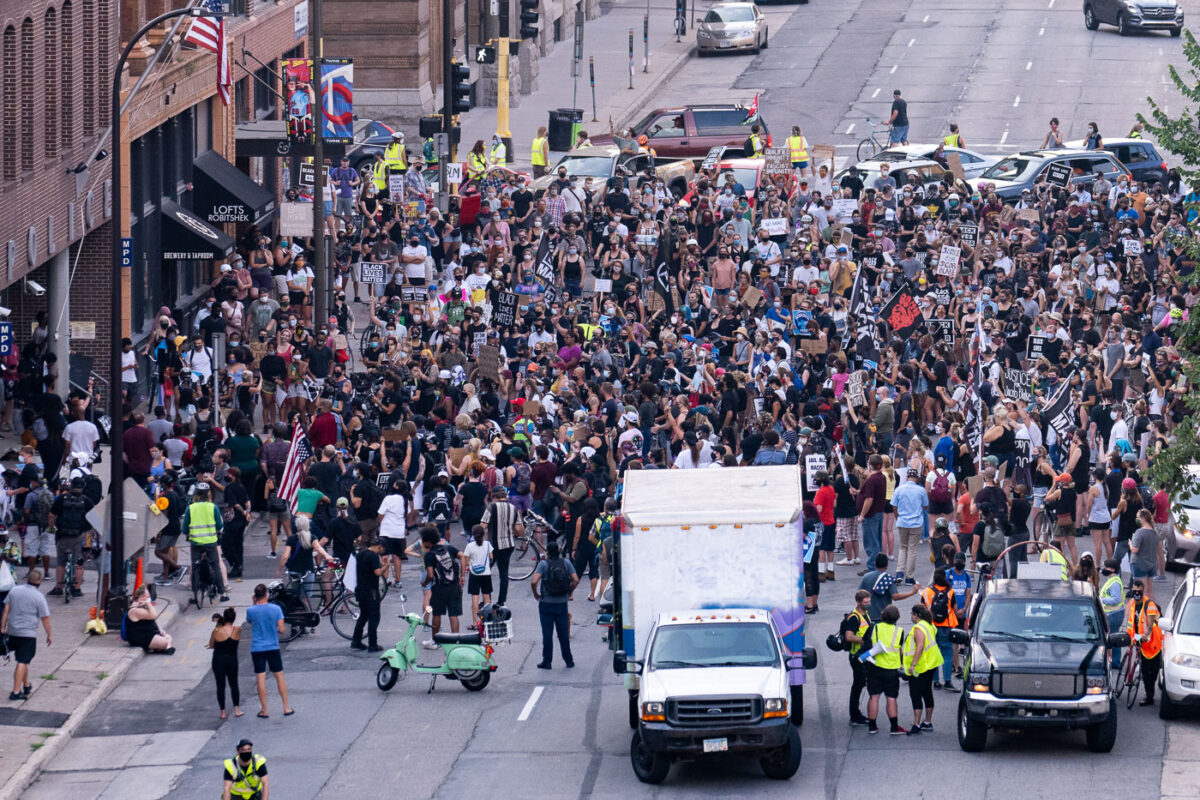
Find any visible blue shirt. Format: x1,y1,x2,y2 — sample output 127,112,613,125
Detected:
891,480,928,528
246,602,284,652
947,567,971,611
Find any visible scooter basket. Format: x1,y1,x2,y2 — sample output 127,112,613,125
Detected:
482,619,513,644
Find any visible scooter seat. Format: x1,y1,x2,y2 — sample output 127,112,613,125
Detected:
433,631,483,645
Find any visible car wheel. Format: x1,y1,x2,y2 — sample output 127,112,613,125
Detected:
1160,681,1179,720
763,29,769,49
759,725,802,780
1084,5,1099,30
957,697,987,752
1172,26,1183,37
1085,699,1118,753
1117,12,1131,36
630,731,671,784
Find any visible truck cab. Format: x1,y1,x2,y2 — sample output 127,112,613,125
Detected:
617,609,806,783
951,571,1131,753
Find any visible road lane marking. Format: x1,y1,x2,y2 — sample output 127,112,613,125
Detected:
1048,0,1055,8
1013,96,1021,108
890,64,898,73
1026,61,1032,70
999,130,1008,145
846,122,856,135
871,88,880,98
923,14,929,22
518,686,545,721
1039,27,1045,35
908,38,915,47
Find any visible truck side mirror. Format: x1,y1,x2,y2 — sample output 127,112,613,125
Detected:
787,648,818,671
614,650,642,675
1107,632,1131,649
949,629,970,646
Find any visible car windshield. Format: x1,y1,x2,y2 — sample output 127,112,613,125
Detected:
705,7,755,23
980,156,1037,182
1179,599,1200,636
718,167,759,189
977,599,1102,642
649,622,779,669
554,156,614,178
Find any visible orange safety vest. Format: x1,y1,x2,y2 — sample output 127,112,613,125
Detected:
1125,598,1163,659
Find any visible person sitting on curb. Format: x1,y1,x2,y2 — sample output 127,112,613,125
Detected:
124,584,175,654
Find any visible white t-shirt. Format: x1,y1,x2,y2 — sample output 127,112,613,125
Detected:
121,350,137,383
464,539,494,575
402,245,428,279
63,420,100,456
377,494,410,540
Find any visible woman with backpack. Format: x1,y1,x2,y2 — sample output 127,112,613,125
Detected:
506,447,534,513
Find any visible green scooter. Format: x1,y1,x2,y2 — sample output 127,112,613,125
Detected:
377,610,497,693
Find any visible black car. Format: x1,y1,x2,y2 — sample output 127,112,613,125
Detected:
1084,0,1183,36
951,576,1130,753
1096,138,1170,187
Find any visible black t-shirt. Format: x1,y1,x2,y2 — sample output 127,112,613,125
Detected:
379,389,404,427
306,344,333,379
891,97,909,127
355,547,382,591
307,460,342,500
327,516,360,561
353,478,383,521
839,175,864,200
285,535,316,574
459,481,489,519
834,474,859,517
1010,497,1031,534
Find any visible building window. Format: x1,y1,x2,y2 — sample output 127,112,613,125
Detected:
2,26,16,180
20,18,33,172
44,8,58,159
61,1,73,150
82,1,94,136
194,98,211,153
254,65,276,120
236,77,250,124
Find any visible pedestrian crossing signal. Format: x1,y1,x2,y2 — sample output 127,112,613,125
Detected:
476,45,496,64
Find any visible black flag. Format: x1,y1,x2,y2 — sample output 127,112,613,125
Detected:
653,228,674,315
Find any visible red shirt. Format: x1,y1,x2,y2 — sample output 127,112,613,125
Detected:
1154,490,1170,524
814,485,836,526
530,460,558,501
123,424,155,476
308,412,338,449
857,471,886,518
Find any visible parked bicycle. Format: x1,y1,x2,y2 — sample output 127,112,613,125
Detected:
856,119,893,162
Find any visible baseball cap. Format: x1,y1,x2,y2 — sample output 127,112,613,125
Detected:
1122,477,1137,490
954,551,967,564
336,497,349,509
935,517,948,528
1056,473,1073,483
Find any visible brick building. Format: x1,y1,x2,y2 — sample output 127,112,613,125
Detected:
0,0,312,396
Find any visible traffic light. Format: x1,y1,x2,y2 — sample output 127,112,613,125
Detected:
519,0,539,39
451,61,472,113
476,44,496,64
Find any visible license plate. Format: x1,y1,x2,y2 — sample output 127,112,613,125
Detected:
703,737,728,753
719,41,732,48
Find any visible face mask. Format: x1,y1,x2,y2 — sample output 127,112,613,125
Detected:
413,316,422,323
774,301,782,309
568,248,578,255
288,320,297,327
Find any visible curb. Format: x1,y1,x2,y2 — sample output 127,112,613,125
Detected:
0,598,183,799
612,43,697,132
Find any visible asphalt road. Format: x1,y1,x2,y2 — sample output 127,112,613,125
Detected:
24,2,1200,798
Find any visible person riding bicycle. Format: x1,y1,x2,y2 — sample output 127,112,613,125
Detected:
183,483,229,603
1125,578,1163,707
47,477,94,597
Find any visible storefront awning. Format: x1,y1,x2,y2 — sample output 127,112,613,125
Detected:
160,199,235,261
192,150,276,225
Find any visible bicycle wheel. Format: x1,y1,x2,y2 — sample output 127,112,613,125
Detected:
330,595,360,640
1126,658,1142,709
509,536,544,581
857,136,880,162
1113,650,1129,699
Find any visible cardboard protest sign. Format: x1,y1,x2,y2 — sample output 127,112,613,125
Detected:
494,292,519,327
763,147,792,176
359,263,388,284
928,318,955,346
936,245,961,277
1004,368,1034,403
1026,334,1050,362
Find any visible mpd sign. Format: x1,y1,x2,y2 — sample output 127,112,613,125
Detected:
120,237,133,270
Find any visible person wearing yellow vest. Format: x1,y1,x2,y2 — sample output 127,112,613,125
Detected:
183,483,228,602
488,133,507,169
842,590,873,726
222,739,268,800
864,604,906,734
1039,543,1071,580
1125,578,1163,707
531,126,550,178
372,132,409,193
920,569,958,691
467,139,488,182
902,604,944,735
787,125,809,177
746,123,765,158
1100,558,1125,670
944,123,964,148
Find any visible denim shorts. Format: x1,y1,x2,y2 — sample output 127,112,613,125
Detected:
889,125,909,143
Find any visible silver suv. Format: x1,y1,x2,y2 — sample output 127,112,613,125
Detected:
1084,0,1183,36
969,149,1130,202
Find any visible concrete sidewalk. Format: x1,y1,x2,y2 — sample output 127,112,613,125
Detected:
457,0,699,168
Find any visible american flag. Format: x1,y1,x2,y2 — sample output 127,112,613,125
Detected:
184,0,231,106
278,423,313,514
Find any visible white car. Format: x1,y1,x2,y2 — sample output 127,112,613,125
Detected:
868,145,997,179
1164,465,1200,569
1159,566,1200,719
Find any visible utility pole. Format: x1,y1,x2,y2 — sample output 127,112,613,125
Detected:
443,0,455,161
310,0,327,324
496,0,512,164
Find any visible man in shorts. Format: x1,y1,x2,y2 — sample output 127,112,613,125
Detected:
422,527,463,637
21,475,53,574
1,570,51,701
865,603,906,735
245,583,293,718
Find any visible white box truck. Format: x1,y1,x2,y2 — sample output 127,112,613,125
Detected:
607,465,817,784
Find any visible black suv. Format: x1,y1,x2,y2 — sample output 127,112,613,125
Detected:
951,577,1130,753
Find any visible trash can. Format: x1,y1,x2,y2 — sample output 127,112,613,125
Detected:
548,108,584,151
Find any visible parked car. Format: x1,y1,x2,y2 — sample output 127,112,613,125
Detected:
683,157,765,209
441,165,530,226
593,104,770,160
1084,0,1183,36
1063,137,1170,186
1159,566,1200,719
1163,466,1200,570
697,3,768,55
346,119,398,174
529,146,694,199
834,158,949,194
868,144,997,179
969,149,1130,202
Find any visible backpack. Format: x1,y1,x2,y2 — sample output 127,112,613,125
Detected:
929,469,952,505
82,474,103,506
543,557,572,596
58,493,89,535
981,516,1006,560
930,586,952,624
428,491,452,522
591,513,614,546
431,544,459,586
32,487,54,529
513,461,532,495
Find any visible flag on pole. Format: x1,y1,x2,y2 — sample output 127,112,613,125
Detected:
278,424,313,514
742,93,759,124
184,0,231,106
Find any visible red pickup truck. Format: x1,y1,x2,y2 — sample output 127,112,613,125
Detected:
593,104,770,161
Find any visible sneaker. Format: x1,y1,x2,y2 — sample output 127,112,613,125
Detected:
895,572,905,582
22,685,31,698
856,569,869,576
536,662,552,670
8,692,24,701
836,558,854,566
70,588,83,598
890,726,907,736
158,577,174,587
850,716,870,727
172,566,188,582
421,640,438,650
162,647,176,655
942,683,959,692
1138,697,1156,707
825,570,836,581
268,552,278,559
906,727,922,736
219,595,230,602
934,680,943,689
853,557,862,565
350,642,367,651
367,645,384,653
919,722,933,731
867,724,879,735
904,578,916,585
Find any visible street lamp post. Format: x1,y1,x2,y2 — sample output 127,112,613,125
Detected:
108,6,212,611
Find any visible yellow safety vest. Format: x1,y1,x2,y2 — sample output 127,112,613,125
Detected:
847,609,869,655
1039,548,1070,580
749,134,764,157
944,133,962,148
489,142,506,165
1100,574,1124,614
187,502,219,546
372,143,408,191
468,151,487,180
787,135,807,163
871,622,903,670
531,136,548,166
902,620,944,675
224,755,267,799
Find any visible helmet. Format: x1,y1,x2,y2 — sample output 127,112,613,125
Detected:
195,481,211,492
637,134,649,146
478,603,512,622
801,214,813,224
391,131,405,141
1170,307,1183,319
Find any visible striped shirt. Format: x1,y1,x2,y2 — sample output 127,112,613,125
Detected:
481,500,519,550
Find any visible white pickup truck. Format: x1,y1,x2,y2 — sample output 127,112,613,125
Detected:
607,466,816,784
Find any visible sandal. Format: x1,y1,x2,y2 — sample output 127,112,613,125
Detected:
257,712,270,719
